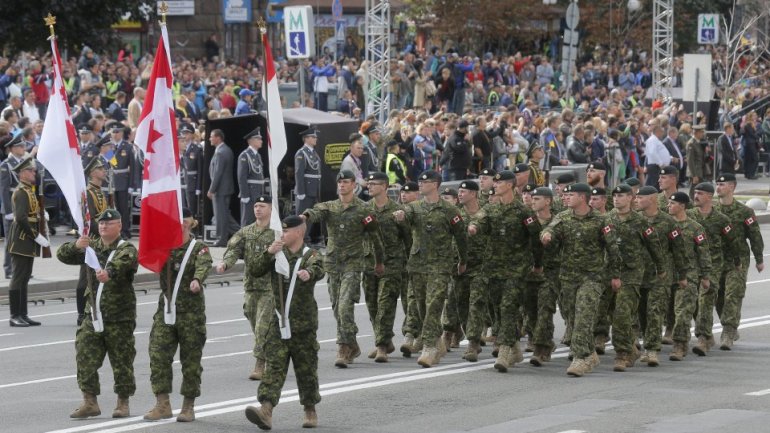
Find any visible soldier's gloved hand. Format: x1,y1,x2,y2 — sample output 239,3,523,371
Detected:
393,210,405,221
468,224,477,236
611,278,622,293
128,188,134,194
297,269,311,282
267,240,284,254
297,194,306,200
241,198,250,203
4,213,13,221
75,236,90,250
95,268,110,283
196,190,201,196
541,232,552,246
34,234,50,248
216,263,226,274
700,278,710,292
190,279,201,294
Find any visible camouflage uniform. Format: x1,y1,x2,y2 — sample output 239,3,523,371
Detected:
148,239,212,398
402,199,468,349
672,217,711,344
304,198,383,345
638,212,687,352
529,214,561,350
470,201,542,347
541,209,620,360
607,209,665,354
362,198,411,347
248,246,325,407
57,238,139,397
715,200,764,334
687,208,741,340
222,224,275,362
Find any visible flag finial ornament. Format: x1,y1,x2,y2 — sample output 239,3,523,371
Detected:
44,13,56,39
159,1,168,24
257,15,267,34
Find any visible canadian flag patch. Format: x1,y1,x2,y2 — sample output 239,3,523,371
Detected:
722,224,733,235
362,215,375,225
451,215,462,225
602,225,612,234
198,246,209,256
524,216,535,226
668,229,680,240
745,216,756,226
694,233,706,245
643,227,654,238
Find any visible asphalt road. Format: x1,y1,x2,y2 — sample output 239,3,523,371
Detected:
3,228,770,433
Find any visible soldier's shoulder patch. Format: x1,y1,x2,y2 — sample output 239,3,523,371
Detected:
450,214,462,225
722,224,733,235
668,228,680,240
694,233,706,245
602,224,613,235
643,226,655,238
198,246,209,256
524,216,535,226
745,216,756,226
362,214,376,225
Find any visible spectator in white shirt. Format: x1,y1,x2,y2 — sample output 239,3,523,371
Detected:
21,90,40,124
644,124,671,187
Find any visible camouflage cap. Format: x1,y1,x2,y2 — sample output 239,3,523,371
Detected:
98,208,121,222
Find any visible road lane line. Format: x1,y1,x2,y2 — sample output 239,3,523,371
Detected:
27,301,159,319
206,302,367,325
0,333,16,337
0,375,76,390
745,388,770,396
0,331,147,353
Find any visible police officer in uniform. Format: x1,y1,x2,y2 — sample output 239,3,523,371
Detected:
294,126,322,244
108,125,137,239
1,134,26,279
79,124,99,168
180,124,203,221
238,127,266,227
8,157,49,327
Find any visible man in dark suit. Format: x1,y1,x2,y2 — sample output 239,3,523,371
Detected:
717,122,738,175
0,134,25,279
207,129,240,246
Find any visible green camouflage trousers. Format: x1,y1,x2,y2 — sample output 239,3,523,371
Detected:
532,274,560,348
639,281,670,351
442,274,470,333
148,310,207,397
496,277,524,347
717,256,749,329
404,272,450,347
363,271,402,346
400,275,409,334
563,277,603,359
673,279,698,343
75,317,136,397
611,283,641,354
666,284,677,331
258,325,320,407
244,289,274,361
594,283,616,338
695,271,721,338
327,271,361,344
560,278,577,342
522,277,539,339
466,276,490,342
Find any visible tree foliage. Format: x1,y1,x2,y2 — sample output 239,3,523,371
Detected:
0,0,152,54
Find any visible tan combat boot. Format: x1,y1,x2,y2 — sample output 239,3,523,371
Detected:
493,345,512,372
386,340,395,354
626,345,640,367
647,350,660,367
614,353,627,372
706,335,716,350
669,342,685,361
441,331,453,352
334,344,349,368
112,395,130,418
412,337,424,353
400,334,415,357
594,335,607,355
177,397,196,422
587,352,600,372
245,402,273,430
464,341,481,362
70,392,101,419
511,341,524,364
491,343,500,358
561,323,572,346
720,326,735,351
144,393,172,421
450,328,462,348
302,404,318,428
367,347,377,359
346,340,361,363
692,336,709,356
662,327,674,345
374,345,388,363
566,358,588,377
525,339,534,353
640,350,650,364
417,346,437,368
250,358,266,380
529,345,545,367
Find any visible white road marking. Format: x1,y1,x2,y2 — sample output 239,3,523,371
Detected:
27,301,158,319
0,333,16,337
205,302,367,325
745,388,770,396
0,331,147,353
555,431,587,433
0,374,76,390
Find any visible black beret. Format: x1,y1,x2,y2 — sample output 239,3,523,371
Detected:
282,215,304,229
182,208,193,219
495,170,516,181
669,191,690,204
660,165,679,176
716,173,737,183
479,168,497,177
555,173,576,184
441,187,458,197
513,163,530,174
367,172,389,183
591,187,607,196
98,208,121,222
613,184,633,194
337,169,356,181
566,182,591,194
588,161,606,171
419,170,441,182
694,182,715,194
459,181,479,191
624,177,641,187
244,127,262,140
401,181,418,192
523,183,537,193
531,187,554,197
255,195,272,204
637,186,659,196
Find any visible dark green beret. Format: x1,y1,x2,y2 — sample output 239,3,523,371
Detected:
495,170,516,181
282,215,304,229
531,187,554,197
479,168,497,177
567,182,591,194
98,208,121,222
669,191,690,204
523,183,537,193
419,170,441,182
660,165,679,176
716,173,737,183
555,173,576,185
637,186,658,196
367,172,389,183
255,195,272,204
694,182,715,194
591,187,606,196
401,181,418,192
613,184,633,195
513,163,530,174
441,187,458,197
459,181,479,191
624,177,641,187
337,170,356,181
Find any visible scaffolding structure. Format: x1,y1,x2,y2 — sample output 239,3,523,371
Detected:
365,0,391,125
651,0,674,99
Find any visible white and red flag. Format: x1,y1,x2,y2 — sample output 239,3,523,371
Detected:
261,31,290,277
134,24,183,272
37,37,86,233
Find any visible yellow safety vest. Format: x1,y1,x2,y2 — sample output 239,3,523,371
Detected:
105,80,120,98
63,77,76,95
385,153,406,185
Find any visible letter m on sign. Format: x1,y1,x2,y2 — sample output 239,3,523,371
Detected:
289,11,303,30
702,16,714,27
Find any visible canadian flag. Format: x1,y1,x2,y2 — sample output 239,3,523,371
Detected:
37,38,86,233
261,31,290,277
134,24,183,272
